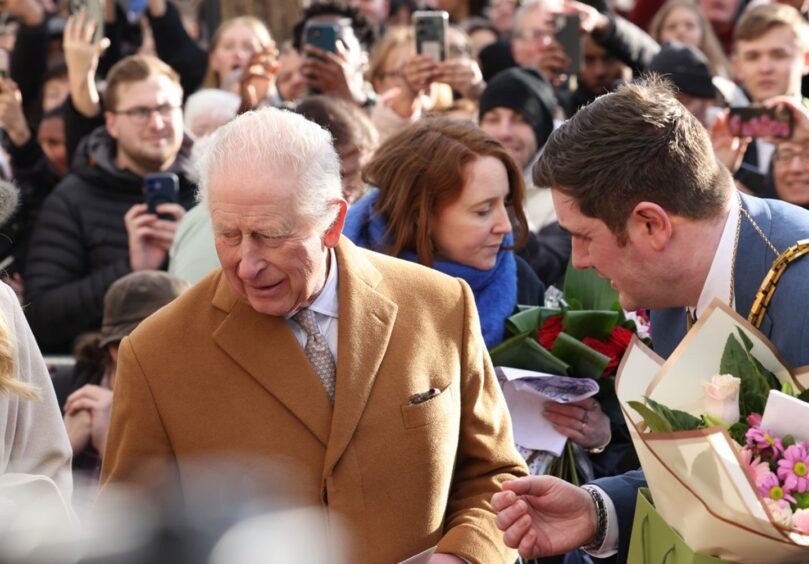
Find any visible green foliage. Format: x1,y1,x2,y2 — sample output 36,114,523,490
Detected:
551,332,610,379
646,397,703,431
729,422,749,445
562,263,619,311
628,401,673,433
562,310,619,341
720,331,772,418
490,332,569,375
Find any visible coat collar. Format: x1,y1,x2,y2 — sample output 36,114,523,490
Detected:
210,237,398,476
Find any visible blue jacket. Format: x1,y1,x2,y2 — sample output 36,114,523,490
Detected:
593,193,809,562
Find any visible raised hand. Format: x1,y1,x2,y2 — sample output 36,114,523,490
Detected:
492,476,597,559
434,58,484,100
63,11,110,116
0,78,31,146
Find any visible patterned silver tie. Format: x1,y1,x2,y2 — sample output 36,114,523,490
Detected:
293,309,336,402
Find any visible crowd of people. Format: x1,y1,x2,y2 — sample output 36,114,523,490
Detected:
2,0,809,561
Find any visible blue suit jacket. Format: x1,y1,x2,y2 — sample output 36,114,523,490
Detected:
592,194,809,562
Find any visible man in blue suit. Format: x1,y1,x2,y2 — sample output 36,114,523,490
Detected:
492,77,809,562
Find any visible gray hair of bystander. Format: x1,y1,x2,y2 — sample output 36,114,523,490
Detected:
194,107,344,231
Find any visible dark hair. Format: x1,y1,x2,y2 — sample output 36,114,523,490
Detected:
295,94,377,153
533,76,731,240
734,3,809,50
292,1,376,52
363,117,528,266
103,55,182,112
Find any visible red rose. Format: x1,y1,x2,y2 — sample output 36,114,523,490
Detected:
537,315,564,350
582,326,635,377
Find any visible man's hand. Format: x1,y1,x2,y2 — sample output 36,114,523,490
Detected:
538,40,571,88
492,476,597,559
763,96,809,145
125,202,185,271
401,54,438,97
63,12,110,117
63,408,92,455
434,58,484,100
710,109,750,174
0,79,31,147
563,0,610,36
301,44,364,105
65,384,113,453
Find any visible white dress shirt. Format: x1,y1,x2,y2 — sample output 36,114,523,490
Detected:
587,194,739,557
286,248,339,361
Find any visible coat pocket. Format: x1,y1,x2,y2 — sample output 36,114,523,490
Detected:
400,382,454,429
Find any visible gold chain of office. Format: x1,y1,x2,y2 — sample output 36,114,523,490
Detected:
741,204,809,329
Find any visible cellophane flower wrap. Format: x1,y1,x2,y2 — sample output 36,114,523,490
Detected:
618,299,809,562
490,265,650,485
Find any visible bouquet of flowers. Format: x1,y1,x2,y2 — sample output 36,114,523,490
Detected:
618,299,809,561
490,265,649,484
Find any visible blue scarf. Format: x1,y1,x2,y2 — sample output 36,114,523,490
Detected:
344,189,517,348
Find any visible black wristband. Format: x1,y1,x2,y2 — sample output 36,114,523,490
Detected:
581,485,608,551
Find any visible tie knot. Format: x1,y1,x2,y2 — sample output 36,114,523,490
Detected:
293,309,319,336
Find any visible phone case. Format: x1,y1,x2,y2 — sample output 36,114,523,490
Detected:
555,14,582,75
414,11,448,62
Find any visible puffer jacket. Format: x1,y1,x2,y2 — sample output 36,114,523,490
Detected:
23,126,197,353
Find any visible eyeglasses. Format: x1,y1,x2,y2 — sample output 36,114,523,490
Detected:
774,146,809,163
514,28,554,43
113,103,180,124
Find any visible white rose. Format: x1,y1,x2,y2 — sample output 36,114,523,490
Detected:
702,374,741,424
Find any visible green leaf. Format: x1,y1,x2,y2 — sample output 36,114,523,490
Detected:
628,400,673,433
736,328,780,390
561,310,619,341
506,307,543,335
799,388,809,403
794,492,809,510
728,422,749,446
562,262,619,311
490,332,569,375
782,381,796,397
550,332,610,378
720,333,768,417
646,397,703,431
702,414,728,428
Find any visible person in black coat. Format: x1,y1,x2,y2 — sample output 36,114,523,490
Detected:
24,55,196,354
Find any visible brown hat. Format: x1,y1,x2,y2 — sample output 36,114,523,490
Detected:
100,271,189,347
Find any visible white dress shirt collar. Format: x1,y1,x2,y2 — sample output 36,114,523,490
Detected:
692,194,740,319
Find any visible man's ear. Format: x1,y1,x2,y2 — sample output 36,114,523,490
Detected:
323,199,348,248
104,111,119,140
627,201,672,252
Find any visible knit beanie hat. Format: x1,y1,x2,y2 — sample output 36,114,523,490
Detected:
648,41,716,99
479,67,557,149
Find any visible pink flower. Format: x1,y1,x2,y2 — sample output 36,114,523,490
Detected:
778,445,809,493
759,472,796,504
793,509,809,533
747,426,785,458
742,448,773,489
765,498,794,527
702,375,741,424
747,413,763,427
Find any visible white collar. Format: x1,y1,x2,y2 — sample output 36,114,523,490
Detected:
307,248,339,319
691,193,740,319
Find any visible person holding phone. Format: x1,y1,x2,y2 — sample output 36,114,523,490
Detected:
293,1,377,107
24,55,196,354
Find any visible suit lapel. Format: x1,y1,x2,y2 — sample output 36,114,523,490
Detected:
211,275,332,446
323,238,398,478
735,194,777,326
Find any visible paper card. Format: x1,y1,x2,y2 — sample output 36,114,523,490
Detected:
496,367,599,455
397,546,435,564
761,390,809,445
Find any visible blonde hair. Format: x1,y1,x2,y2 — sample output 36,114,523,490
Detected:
649,0,732,78
0,312,38,400
203,16,275,89
734,3,809,51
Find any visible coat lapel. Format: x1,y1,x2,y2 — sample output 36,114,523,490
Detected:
323,238,398,478
210,275,332,446
735,194,777,326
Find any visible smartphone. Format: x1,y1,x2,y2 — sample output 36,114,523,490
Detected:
144,173,179,219
70,0,104,45
555,14,582,76
304,21,340,55
0,49,8,80
414,10,448,62
728,107,793,139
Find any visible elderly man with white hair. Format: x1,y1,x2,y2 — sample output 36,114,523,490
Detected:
100,107,527,564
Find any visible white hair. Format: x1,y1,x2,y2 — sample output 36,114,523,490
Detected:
195,107,343,230
183,89,241,135
515,0,557,29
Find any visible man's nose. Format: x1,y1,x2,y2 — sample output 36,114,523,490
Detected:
236,240,266,280
570,238,591,270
